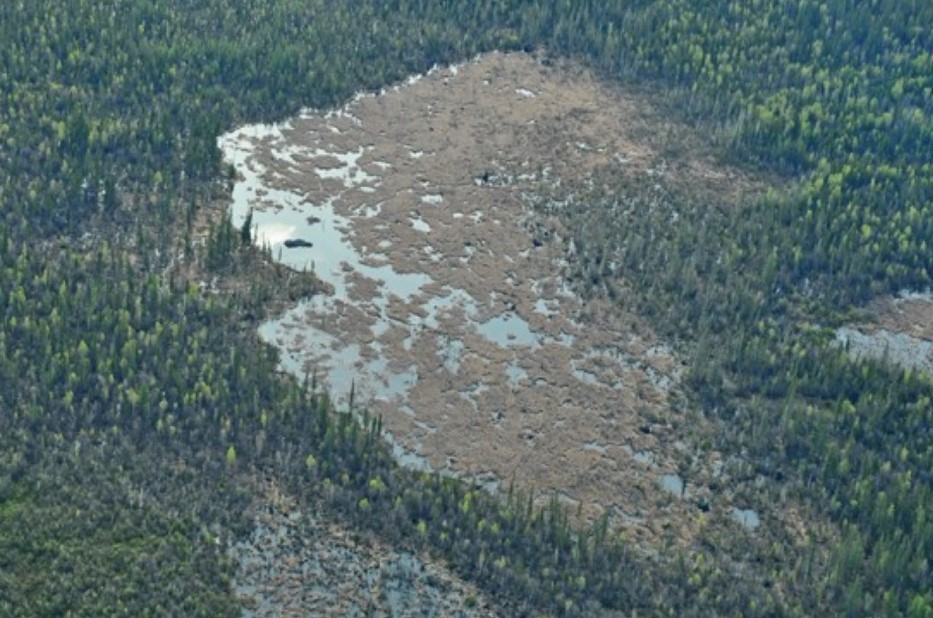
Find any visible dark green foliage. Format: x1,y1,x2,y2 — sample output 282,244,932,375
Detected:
543,150,933,617
529,2,933,608
0,0,524,239
2,0,933,616
0,232,768,616
0,440,242,618
239,209,253,247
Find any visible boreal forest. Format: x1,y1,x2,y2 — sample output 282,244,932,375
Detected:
1,1,931,616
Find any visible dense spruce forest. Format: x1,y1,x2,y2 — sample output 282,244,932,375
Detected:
1,1,931,616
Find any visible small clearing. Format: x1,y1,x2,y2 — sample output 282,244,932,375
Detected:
837,292,933,373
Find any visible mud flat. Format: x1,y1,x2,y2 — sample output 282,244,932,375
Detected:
220,52,757,546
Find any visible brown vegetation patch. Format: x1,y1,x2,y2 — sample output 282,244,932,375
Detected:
870,294,933,342
222,52,771,548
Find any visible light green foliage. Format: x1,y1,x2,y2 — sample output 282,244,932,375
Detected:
2,0,932,616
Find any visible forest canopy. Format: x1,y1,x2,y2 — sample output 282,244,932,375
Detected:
1,1,931,616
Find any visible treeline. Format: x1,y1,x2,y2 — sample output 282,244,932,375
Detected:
0,0,522,240
0,234,776,616
2,0,933,616
544,153,932,616
532,0,933,305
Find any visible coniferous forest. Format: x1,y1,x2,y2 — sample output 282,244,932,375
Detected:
1,1,932,616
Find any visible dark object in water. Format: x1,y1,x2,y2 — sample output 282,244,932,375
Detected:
283,238,313,248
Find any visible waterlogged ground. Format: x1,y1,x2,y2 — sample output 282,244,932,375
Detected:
219,52,765,548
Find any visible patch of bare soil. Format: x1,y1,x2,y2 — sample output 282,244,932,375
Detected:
221,52,768,549
230,477,500,617
871,293,933,341
836,293,933,372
